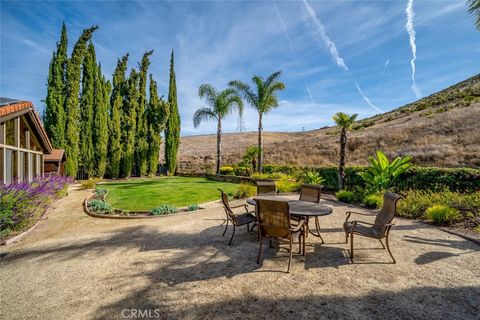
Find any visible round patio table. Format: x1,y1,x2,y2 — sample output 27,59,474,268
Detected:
246,196,333,243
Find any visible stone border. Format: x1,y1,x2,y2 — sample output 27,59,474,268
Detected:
1,214,48,245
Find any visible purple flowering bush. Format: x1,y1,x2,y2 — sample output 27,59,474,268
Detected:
0,176,72,239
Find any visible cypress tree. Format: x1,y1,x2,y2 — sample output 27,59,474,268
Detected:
164,50,181,175
93,64,111,177
135,50,153,176
147,74,169,176
79,42,96,178
64,25,98,177
44,22,68,148
120,69,139,178
107,54,129,178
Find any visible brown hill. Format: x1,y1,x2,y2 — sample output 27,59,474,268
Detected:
175,74,480,172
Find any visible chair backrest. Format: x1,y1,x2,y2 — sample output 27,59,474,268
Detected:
374,192,403,227
255,199,291,239
299,184,322,203
257,181,277,196
218,189,235,219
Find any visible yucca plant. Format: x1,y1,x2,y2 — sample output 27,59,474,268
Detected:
303,171,325,185
359,150,413,193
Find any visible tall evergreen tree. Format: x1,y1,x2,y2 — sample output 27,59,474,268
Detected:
107,54,129,178
64,25,98,177
147,74,169,176
135,50,154,176
164,50,181,175
44,22,68,148
93,64,111,177
120,69,139,178
79,42,96,178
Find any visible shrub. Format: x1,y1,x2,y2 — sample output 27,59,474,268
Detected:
335,191,356,203
80,178,103,190
302,171,325,185
276,179,301,193
425,205,461,225
151,205,178,215
233,166,249,177
188,204,200,211
251,172,291,180
219,166,235,176
0,176,71,239
233,183,256,199
95,188,107,197
397,190,480,219
87,199,112,214
363,194,383,209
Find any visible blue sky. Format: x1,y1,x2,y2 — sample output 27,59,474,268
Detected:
1,0,479,136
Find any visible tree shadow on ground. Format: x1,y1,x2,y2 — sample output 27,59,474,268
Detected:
92,285,480,320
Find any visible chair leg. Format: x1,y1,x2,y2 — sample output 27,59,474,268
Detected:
257,236,263,264
298,233,301,254
228,224,236,245
350,232,354,260
247,223,250,231
345,231,349,244
379,239,386,249
222,219,229,236
302,228,306,256
287,240,293,273
269,239,273,248
386,233,396,264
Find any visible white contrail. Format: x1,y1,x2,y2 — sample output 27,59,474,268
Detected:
302,0,381,113
274,2,316,106
383,59,390,75
355,82,383,113
302,0,348,71
405,0,422,99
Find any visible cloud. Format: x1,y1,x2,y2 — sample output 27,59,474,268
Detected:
405,0,422,99
302,0,381,113
302,0,348,71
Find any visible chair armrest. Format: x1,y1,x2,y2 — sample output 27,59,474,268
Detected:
352,220,395,227
345,211,376,223
290,219,305,233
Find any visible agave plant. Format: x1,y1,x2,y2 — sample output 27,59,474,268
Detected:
359,150,413,192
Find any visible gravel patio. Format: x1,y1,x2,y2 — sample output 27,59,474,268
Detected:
1,185,479,319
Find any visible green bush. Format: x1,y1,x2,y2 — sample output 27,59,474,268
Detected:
233,183,256,199
95,188,107,197
188,204,200,211
302,171,325,185
336,191,356,203
425,205,461,225
151,205,178,215
397,190,480,219
363,194,383,209
276,179,301,193
219,166,235,176
80,178,103,190
262,164,301,176
251,172,292,180
233,165,249,177
88,199,112,214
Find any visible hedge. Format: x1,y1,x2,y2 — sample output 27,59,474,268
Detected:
260,164,479,193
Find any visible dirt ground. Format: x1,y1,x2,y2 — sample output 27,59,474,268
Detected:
1,185,479,320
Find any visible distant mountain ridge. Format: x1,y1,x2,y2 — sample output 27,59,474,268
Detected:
176,74,480,172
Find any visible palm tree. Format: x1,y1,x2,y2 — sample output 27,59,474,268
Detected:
467,0,480,30
229,71,285,173
332,112,358,190
193,84,243,174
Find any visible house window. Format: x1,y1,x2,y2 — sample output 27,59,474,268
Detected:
0,123,4,144
30,135,41,151
36,154,42,177
20,118,28,148
5,149,17,184
23,151,29,182
5,120,15,146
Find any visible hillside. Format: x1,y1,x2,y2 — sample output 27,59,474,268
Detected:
175,74,480,172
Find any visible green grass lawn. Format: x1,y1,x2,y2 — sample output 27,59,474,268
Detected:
100,176,238,211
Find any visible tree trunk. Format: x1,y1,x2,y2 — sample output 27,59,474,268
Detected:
258,112,263,173
216,118,222,174
338,128,347,190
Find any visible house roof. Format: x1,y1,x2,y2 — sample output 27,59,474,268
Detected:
0,98,53,154
44,149,65,162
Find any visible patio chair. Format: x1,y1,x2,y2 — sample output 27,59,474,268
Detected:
256,181,277,196
299,184,322,203
343,192,402,263
255,199,305,273
218,189,256,245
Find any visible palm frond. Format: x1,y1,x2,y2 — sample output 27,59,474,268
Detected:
193,107,217,128
229,80,258,107
467,0,480,30
198,84,218,107
264,71,282,89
